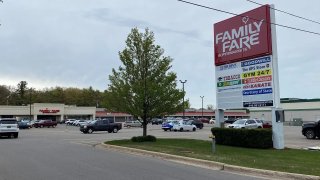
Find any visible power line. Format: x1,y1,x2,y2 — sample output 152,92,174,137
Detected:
246,0,320,25
177,0,320,36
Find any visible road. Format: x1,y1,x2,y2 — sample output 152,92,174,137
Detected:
0,125,266,180
0,124,318,180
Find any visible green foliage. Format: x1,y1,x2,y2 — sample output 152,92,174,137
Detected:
0,83,103,107
106,28,184,136
131,135,157,142
211,128,273,149
0,85,11,105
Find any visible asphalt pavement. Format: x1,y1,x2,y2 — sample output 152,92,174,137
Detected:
0,125,269,180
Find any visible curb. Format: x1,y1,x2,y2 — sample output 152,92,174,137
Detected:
100,143,320,180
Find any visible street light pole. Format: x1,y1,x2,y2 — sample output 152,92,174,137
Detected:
179,80,187,119
29,88,32,120
200,96,204,118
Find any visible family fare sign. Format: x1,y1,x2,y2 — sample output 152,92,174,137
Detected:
214,5,272,66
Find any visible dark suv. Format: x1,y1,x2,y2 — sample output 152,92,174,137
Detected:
151,118,163,125
189,120,204,129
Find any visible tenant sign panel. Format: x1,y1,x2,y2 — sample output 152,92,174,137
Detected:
214,5,275,109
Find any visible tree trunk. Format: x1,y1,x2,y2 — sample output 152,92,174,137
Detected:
143,117,147,137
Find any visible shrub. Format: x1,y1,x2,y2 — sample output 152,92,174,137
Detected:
211,128,273,149
131,135,157,142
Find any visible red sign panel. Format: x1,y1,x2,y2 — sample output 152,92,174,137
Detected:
214,5,272,65
39,108,60,113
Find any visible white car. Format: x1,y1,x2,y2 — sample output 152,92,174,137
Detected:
172,120,197,132
0,118,19,138
66,119,76,125
227,119,262,129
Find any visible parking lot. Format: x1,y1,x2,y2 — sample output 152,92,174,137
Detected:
13,123,320,149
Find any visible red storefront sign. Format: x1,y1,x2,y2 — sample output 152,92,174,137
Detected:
39,108,60,113
214,5,272,65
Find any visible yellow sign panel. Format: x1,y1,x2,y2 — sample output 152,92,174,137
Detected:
242,69,272,79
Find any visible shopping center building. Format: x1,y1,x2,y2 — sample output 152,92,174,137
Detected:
0,103,96,122
1,100,319,125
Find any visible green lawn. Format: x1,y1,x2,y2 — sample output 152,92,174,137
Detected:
106,139,320,176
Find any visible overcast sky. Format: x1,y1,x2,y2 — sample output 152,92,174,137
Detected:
0,0,319,108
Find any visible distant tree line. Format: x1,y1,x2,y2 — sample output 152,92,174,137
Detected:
0,81,106,107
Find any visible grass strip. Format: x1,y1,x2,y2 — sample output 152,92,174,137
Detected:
106,138,320,176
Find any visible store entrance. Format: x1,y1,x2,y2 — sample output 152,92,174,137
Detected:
37,115,57,121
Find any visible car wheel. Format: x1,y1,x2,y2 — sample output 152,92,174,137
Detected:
164,129,167,131
113,128,118,133
173,129,177,132
179,128,183,132
52,125,56,128
193,127,196,131
40,125,43,128
305,129,316,139
258,126,262,128
200,126,203,129
127,125,131,128
88,129,93,134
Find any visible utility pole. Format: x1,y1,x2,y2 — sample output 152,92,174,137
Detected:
29,88,32,120
179,80,187,119
200,96,204,118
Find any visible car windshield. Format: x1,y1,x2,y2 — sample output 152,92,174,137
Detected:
233,120,246,125
0,120,17,124
90,120,97,124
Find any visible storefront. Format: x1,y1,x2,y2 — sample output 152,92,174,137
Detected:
0,103,96,122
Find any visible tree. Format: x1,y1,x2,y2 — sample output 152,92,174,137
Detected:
207,104,214,110
16,81,28,105
106,28,184,136
0,85,10,105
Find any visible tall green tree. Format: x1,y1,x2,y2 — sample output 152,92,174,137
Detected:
0,85,10,105
106,28,184,136
16,81,28,105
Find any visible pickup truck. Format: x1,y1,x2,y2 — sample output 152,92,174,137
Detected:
34,120,57,128
302,120,320,139
80,119,122,134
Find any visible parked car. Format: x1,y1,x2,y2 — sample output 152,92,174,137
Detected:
261,120,272,128
198,118,209,124
227,119,262,129
66,119,76,125
151,118,163,125
80,119,122,134
34,120,57,128
302,120,320,139
224,119,236,127
0,118,19,138
161,120,177,131
189,119,203,129
73,120,88,126
17,121,31,129
21,119,33,128
209,118,215,124
172,120,197,132
124,120,142,128
72,120,80,126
